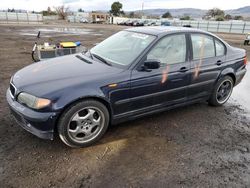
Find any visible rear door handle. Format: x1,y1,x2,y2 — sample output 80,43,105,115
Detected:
179,67,188,73
216,60,222,66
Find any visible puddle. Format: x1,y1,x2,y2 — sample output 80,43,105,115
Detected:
19,27,102,37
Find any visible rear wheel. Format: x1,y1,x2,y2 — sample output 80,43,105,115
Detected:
58,100,109,147
208,76,234,106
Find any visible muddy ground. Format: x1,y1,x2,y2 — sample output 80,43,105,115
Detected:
0,23,250,188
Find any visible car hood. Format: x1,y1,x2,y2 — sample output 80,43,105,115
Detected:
12,54,123,95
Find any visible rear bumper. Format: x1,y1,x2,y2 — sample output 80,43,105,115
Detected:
6,88,58,140
235,68,247,86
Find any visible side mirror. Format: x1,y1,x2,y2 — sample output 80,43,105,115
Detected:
143,59,160,70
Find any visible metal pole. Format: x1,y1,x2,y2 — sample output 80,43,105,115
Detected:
6,12,8,24
229,22,232,33
141,1,144,19
27,12,29,24
197,21,199,29
242,22,246,34
207,21,209,31
16,12,19,24
217,21,220,32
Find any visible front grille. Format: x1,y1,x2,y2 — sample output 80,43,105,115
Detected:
9,83,16,98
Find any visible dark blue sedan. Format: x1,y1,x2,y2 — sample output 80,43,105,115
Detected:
7,26,247,147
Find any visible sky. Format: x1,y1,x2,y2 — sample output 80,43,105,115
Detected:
1,0,249,11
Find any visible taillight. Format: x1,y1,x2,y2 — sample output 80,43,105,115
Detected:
244,56,248,65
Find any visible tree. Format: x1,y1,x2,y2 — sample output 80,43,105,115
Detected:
216,16,224,21
162,11,172,18
180,15,191,20
54,5,69,20
129,11,135,18
206,8,225,18
42,7,57,16
47,7,51,13
110,1,124,16
224,14,232,20
234,15,243,20
78,8,84,12
9,8,15,12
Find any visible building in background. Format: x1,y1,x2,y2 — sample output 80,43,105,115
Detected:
67,11,109,23
90,12,109,23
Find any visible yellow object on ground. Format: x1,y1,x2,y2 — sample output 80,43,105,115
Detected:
60,42,77,48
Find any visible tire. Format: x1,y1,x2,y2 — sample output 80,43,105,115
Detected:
208,76,234,106
58,100,110,148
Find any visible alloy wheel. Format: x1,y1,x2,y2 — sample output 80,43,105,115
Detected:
67,107,105,143
216,79,233,104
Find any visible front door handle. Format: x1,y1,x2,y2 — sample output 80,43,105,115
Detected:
216,60,222,66
179,67,188,73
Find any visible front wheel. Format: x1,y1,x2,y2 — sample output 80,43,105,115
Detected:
58,100,110,147
208,76,234,106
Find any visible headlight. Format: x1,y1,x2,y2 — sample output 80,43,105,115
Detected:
17,92,51,109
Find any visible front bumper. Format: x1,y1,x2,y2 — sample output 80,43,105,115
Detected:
6,88,58,140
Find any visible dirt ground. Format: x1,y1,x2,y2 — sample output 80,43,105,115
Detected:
0,23,250,188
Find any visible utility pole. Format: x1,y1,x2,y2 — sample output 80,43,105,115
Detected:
141,1,144,19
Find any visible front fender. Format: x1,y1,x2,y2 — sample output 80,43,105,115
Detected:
53,86,109,111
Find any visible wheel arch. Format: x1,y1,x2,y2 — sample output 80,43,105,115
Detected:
54,96,113,133
225,73,236,85
219,68,236,85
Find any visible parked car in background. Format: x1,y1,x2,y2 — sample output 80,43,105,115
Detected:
7,27,247,147
244,33,250,45
124,20,134,26
79,18,88,23
143,20,149,25
161,21,171,26
133,20,144,26
117,21,126,25
183,24,192,28
146,21,156,26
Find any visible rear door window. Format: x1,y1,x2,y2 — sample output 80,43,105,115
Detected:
191,34,215,60
215,40,225,56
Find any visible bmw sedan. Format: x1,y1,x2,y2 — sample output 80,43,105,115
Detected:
7,26,247,147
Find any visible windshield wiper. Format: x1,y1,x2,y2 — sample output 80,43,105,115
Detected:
87,50,94,59
92,53,112,66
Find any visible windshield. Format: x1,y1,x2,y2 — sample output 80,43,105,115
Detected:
90,31,156,66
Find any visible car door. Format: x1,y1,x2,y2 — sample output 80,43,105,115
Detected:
187,33,226,100
130,33,191,113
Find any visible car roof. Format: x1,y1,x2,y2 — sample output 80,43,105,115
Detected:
125,26,208,36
